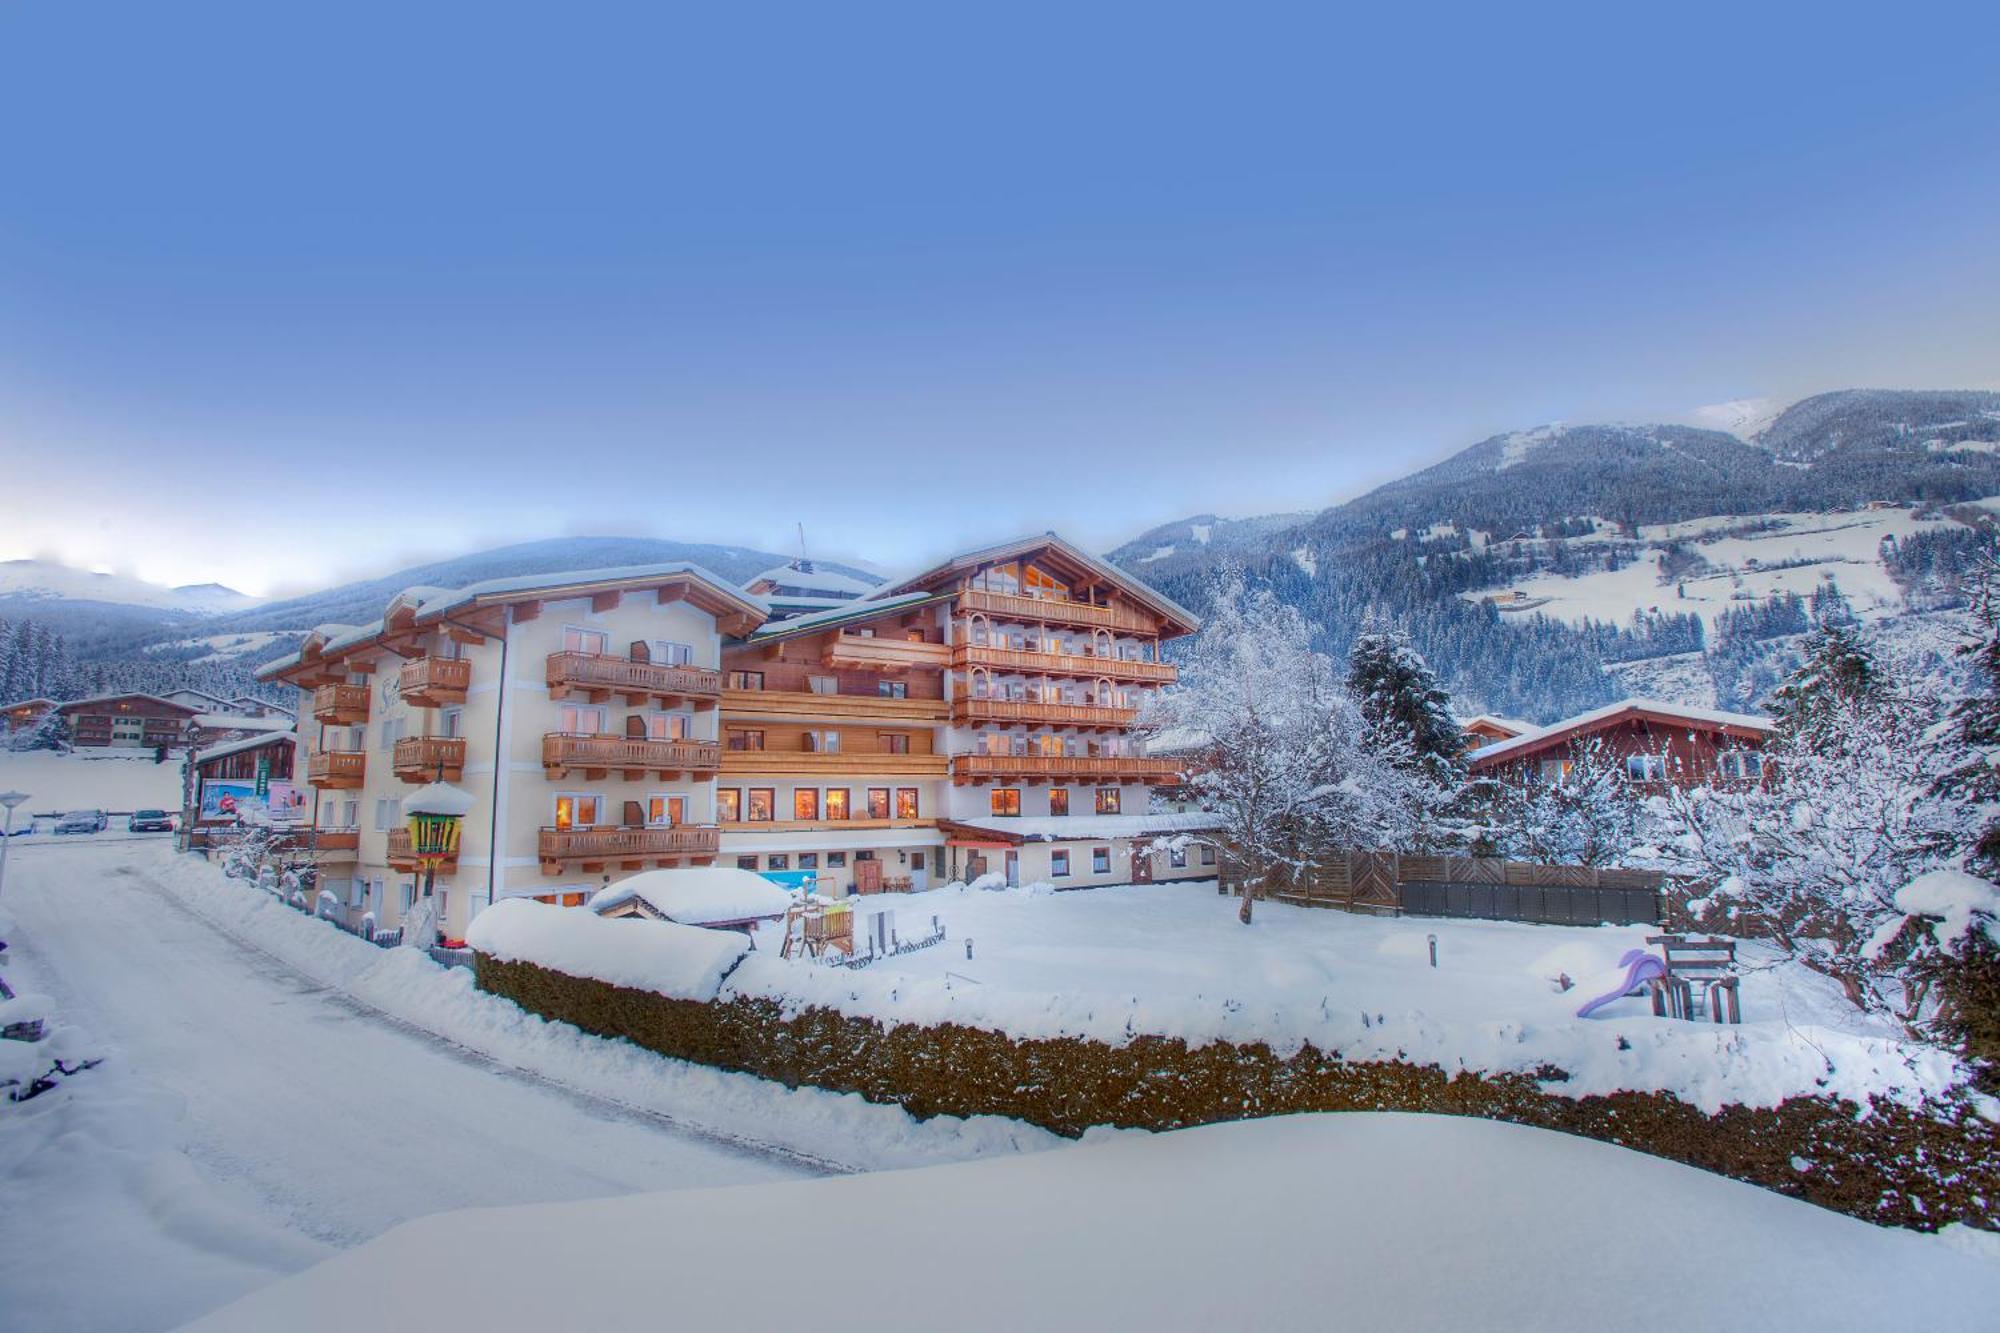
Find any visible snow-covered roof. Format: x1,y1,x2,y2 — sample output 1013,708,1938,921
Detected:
1457,713,1539,738
0,697,57,711
746,563,880,597
744,590,943,641
404,781,477,818
942,811,1222,843
1145,726,1212,756
588,866,797,925
192,712,296,733
1467,698,1772,766
191,730,297,765
877,531,1202,635
55,692,199,715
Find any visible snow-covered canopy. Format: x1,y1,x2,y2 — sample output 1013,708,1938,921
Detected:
191,730,296,766
466,897,750,1000
588,866,795,925
403,782,476,818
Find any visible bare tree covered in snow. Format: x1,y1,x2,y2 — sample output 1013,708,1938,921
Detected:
1478,735,1643,867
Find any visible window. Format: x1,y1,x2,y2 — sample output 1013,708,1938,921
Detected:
766,854,790,871
727,729,765,752
646,796,686,827
867,788,891,819
1092,847,1111,875
379,716,406,750
1170,846,1188,868
896,787,920,819
1050,849,1070,877
825,788,850,820
553,793,600,829
559,703,608,735
878,680,907,699
906,628,926,642
652,640,694,667
799,852,820,870
372,798,403,831
808,675,838,695
728,670,765,691
1200,844,1216,865
1720,751,1764,781
647,712,692,741
827,851,848,868
879,732,910,755
440,707,464,738
804,729,841,754
747,788,775,821
1095,787,1121,815
563,627,608,655
794,789,820,821
717,788,742,822
990,788,1022,817
1022,564,1069,601
1539,757,1575,785
1625,754,1668,782
1048,789,1070,817
736,856,758,871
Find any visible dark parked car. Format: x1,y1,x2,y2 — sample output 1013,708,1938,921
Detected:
127,809,175,833
54,809,108,835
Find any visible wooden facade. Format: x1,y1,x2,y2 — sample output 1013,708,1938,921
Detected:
59,693,199,748
1467,701,1771,792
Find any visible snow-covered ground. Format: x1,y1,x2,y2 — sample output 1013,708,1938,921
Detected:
142,630,289,664
0,750,183,819
0,842,1054,1331
1470,506,1971,632
719,881,1966,1113
187,1111,2000,1333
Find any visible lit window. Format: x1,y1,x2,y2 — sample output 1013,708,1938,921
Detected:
991,788,1022,817
646,796,685,827
746,789,775,821
1095,787,1121,815
896,787,920,819
867,788,891,819
825,789,850,820
795,789,820,821
1048,789,1070,817
553,794,600,829
717,789,742,821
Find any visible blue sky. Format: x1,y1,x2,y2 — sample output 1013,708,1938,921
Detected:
3,3,1997,595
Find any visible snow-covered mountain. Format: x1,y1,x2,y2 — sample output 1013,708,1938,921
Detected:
0,559,259,615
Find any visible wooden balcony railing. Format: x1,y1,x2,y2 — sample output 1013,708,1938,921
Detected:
821,634,952,672
541,733,720,779
952,753,1183,785
537,824,721,873
387,827,458,873
959,588,1158,635
306,750,367,789
719,749,949,778
311,683,370,726
952,643,1177,685
393,735,466,782
720,688,948,723
546,652,722,705
313,828,360,852
400,657,471,708
953,698,1139,730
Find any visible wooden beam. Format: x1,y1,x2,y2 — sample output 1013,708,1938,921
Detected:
512,600,542,623
655,585,687,606
592,589,622,613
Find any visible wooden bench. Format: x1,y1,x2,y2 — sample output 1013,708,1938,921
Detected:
1645,934,1741,1024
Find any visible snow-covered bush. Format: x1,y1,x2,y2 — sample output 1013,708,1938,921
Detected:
1477,734,1643,867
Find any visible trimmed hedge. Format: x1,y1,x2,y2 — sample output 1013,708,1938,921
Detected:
475,952,2000,1232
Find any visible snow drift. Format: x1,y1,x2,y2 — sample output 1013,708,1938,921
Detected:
466,897,750,1000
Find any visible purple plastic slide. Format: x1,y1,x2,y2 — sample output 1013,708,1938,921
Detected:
1575,948,1666,1019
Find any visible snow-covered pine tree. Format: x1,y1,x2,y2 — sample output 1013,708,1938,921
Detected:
1346,626,1464,777
1765,616,1881,746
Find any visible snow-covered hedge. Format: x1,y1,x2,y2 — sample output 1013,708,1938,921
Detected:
467,898,749,1001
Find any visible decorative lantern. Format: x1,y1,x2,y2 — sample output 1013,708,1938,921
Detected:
403,781,475,864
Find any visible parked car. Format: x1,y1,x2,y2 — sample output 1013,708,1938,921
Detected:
54,809,108,835
127,809,175,833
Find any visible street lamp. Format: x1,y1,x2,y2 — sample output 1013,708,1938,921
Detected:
402,780,472,947
0,790,30,904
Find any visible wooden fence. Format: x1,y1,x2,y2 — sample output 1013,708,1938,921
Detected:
1222,851,1668,927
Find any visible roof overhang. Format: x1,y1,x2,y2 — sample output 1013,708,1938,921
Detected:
879,532,1202,637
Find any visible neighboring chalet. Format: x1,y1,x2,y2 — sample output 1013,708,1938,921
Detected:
741,559,880,622
1457,714,1539,751
257,563,768,942
182,731,300,848
1,697,58,733
58,693,200,748
226,695,295,721
164,688,235,712
1467,699,1772,790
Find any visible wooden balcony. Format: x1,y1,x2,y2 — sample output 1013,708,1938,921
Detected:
952,753,1183,785
960,588,1157,635
953,698,1139,731
387,827,458,874
537,824,720,874
716,817,936,835
400,657,471,708
542,733,721,780
720,749,949,778
546,652,722,707
822,634,952,673
393,735,466,782
307,750,366,789
314,828,360,852
952,643,1177,685
312,683,370,726
721,688,947,723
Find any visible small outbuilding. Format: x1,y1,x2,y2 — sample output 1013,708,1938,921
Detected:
588,866,797,933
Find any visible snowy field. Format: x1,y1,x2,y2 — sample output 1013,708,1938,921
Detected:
188,1112,2000,1333
0,750,183,819
0,842,1052,1331
722,881,1966,1113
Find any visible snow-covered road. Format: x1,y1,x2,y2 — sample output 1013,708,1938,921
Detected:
0,840,815,1332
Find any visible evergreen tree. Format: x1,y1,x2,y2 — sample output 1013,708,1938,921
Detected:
1345,626,1464,777
1766,619,1881,745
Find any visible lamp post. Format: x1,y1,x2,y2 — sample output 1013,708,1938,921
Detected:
0,790,29,904
403,779,472,948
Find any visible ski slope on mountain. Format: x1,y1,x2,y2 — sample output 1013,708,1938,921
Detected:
0,560,257,615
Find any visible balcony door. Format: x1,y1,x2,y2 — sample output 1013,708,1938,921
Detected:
554,793,601,830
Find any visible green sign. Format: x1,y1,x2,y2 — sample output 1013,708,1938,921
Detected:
255,756,271,798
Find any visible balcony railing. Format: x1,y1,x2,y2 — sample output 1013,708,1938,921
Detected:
542,733,720,778
720,688,948,722
546,652,722,705
537,824,721,871
952,643,1177,685
387,827,458,873
311,683,370,726
952,753,1182,784
306,750,367,788
313,828,360,852
400,657,471,708
821,634,951,672
952,698,1139,730
719,748,949,778
959,588,1157,635
393,735,466,782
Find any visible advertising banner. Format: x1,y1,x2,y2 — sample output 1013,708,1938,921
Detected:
200,778,308,824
